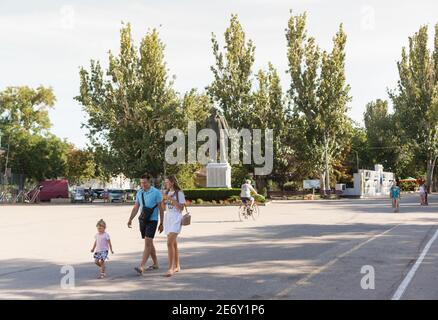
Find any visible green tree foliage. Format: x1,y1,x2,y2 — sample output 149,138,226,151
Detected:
10,133,69,181
165,90,212,188
346,126,371,173
286,12,352,191
389,24,438,190
363,99,398,171
231,164,252,188
207,14,255,129
251,63,292,188
65,147,96,185
0,86,55,134
181,90,212,129
76,23,182,179
0,86,70,182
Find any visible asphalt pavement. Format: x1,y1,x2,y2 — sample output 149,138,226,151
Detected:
0,193,436,300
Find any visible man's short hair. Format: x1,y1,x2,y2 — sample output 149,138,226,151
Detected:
140,174,153,181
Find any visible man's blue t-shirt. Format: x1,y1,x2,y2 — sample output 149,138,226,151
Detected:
135,187,163,221
390,186,401,198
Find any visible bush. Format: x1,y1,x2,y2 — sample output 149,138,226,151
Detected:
399,181,416,192
254,194,266,203
229,195,241,202
283,181,302,191
184,188,241,201
196,198,204,205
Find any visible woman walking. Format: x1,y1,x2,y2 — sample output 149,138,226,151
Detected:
419,181,428,206
163,175,186,277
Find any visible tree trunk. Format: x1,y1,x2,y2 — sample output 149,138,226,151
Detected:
434,174,438,193
325,166,330,195
320,171,326,196
324,135,330,195
426,156,437,193
255,176,267,195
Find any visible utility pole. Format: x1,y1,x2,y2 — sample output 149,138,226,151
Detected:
351,149,359,172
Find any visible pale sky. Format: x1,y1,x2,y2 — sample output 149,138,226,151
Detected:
1,0,438,148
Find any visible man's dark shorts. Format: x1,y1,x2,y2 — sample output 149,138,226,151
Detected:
139,220,158,239
240,197,254,204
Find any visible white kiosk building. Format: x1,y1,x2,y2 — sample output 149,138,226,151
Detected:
342,164,395,197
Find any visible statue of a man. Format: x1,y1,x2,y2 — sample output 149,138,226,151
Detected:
206,105,230,163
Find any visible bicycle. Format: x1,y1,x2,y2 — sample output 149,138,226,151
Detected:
238,200,260,221
0,191,13,204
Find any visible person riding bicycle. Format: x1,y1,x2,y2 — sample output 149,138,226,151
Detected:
240,180,258,211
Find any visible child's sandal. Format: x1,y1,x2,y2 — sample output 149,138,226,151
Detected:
134,267,144,275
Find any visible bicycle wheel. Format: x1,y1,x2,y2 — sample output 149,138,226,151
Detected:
251,204,260,220
238,205,248,221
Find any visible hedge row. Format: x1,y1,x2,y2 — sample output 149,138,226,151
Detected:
184,188,241,201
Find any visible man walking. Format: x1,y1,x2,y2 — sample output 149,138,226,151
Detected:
128,175,164,274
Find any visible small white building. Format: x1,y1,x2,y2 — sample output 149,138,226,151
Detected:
342,164,395,197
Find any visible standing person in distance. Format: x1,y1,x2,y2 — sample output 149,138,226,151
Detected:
390,180,401,213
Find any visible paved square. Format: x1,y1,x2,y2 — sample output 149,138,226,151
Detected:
0,194,436,299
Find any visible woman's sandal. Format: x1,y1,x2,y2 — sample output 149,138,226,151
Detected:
164,270,174,277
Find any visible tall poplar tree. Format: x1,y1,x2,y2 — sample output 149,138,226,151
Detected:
207,14,255,130
286,12,352,192
390,25,438,191
76,23,181,178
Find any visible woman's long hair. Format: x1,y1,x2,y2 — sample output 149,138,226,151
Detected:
166,175,182,193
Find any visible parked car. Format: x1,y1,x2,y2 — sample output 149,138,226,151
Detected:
93,189,105,199
72,188,86,203
108,189,125,203
38,180,70,202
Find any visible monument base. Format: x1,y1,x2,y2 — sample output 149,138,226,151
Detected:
206,162,232,188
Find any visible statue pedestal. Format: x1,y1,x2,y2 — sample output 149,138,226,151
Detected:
206,162,231,188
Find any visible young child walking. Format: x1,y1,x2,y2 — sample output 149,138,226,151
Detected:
91,219,114,279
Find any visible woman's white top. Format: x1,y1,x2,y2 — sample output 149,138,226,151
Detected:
419,185,426,194
164,190,186,235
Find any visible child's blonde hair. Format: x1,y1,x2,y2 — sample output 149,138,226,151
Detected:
96,219,106,228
